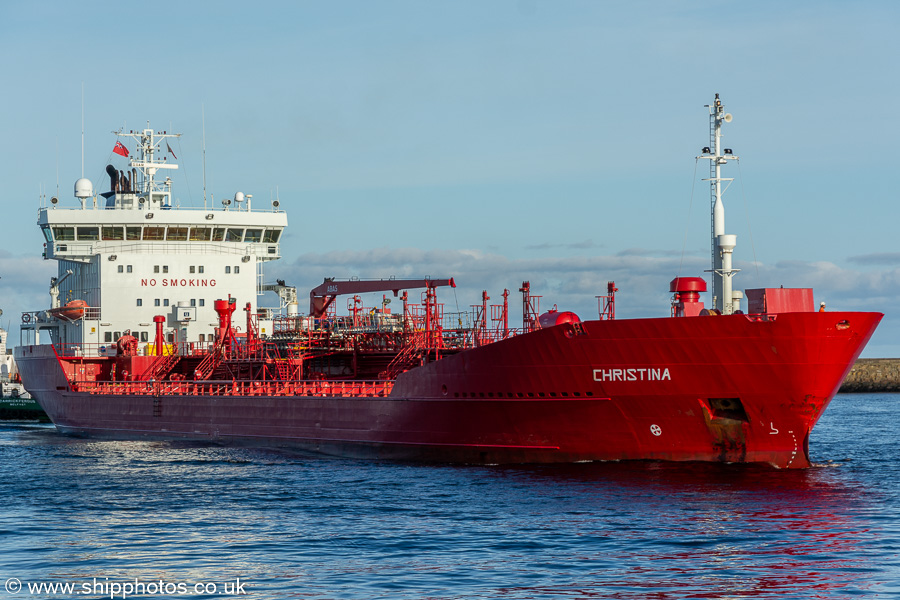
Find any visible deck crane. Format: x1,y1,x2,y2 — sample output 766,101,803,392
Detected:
309,278,455,318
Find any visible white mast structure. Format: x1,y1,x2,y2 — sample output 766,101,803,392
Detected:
118,125,180,202
701,94,740,314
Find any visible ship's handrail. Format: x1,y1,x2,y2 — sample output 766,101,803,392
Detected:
42,204,285,214
48,241,280,257
379,331,427,379
73,378,395,398
271,314,529,344
53,341,117,357
142,351,182,382
50,341,206,359
21,307,102,330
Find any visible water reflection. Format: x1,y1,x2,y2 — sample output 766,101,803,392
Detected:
2,422,896,599
479,461,883,598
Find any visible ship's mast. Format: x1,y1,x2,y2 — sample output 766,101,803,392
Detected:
701,94,740,314
113,125,180,199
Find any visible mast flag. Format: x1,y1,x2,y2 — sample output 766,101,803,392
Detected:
113,141,130,157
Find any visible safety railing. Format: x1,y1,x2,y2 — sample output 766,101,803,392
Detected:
73,378,394,398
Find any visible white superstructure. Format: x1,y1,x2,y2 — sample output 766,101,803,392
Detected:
21,125,288,355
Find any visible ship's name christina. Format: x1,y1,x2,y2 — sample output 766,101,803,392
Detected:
593,368,671,382
141,278,218,287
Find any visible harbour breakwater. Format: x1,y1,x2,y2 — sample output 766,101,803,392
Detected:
840,358,900,393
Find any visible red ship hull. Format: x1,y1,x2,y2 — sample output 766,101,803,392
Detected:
15,310,881,468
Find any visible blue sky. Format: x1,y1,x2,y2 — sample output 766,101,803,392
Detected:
2,1,899,356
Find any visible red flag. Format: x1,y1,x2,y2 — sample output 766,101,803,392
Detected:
113,141,129,157
166,142,177,159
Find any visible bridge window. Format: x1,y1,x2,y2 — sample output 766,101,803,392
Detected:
143,227,165,241
101,226,124,241
263,229,281,243
225,228,244,242
190,227,211,241
126,227,142,240
41,226,53,242
212,228,226,241
52,227,75,241
76,226,99,240
166,227,188,241
244,229,262,243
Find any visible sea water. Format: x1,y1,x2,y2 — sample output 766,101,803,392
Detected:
1,394,898,599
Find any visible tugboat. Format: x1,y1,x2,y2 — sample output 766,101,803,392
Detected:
15,97,882,467
0,321,46,421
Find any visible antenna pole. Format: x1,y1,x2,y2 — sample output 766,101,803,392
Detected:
81,82,84,178
202,105,207,208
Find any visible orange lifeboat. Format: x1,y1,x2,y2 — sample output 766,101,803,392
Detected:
50,299,88,321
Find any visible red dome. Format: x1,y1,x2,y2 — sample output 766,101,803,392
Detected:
538,310,581,329
669,277,707,293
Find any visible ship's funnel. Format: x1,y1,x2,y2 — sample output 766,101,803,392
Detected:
106,164,118,192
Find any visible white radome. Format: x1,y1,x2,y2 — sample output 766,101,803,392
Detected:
74,178,93,199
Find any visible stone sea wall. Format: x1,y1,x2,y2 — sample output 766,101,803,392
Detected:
840,358,900,393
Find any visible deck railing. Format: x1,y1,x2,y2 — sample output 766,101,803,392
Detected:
73,378,395,398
